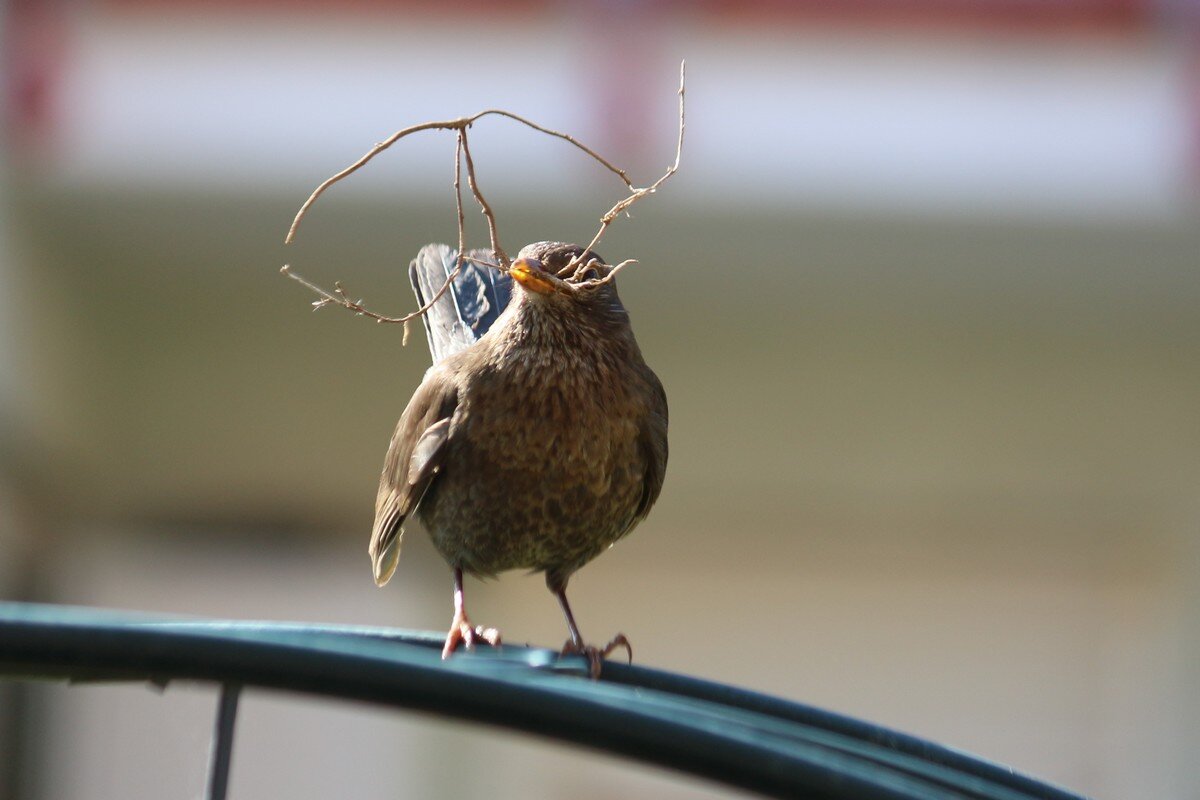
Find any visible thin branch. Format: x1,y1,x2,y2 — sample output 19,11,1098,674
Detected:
278,240,469,330
277,137,480,337
564,60,687,276
279,264,409,323
471,109,634,190
281,60,686,330
285,118,466,245
459,127,509,267
463,254,504,271
454,132,467,275
285,111,634,248
593,258,639,287
431,130,470,347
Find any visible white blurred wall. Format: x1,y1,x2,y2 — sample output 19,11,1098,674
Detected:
40,9,1196,221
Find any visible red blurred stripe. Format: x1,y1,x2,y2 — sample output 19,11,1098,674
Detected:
96,0,1154,34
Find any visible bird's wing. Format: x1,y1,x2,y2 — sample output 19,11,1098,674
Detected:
408,244,512,364
369,370,460,586
632,372,669,528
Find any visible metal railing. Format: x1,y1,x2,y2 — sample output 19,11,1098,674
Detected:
0,602,1091,800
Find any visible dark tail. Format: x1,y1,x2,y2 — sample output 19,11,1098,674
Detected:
408,244,512,364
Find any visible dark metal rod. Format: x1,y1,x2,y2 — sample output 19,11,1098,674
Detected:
206,683,241,800
0,603,1092,800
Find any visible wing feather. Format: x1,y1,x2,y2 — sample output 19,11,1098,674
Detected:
631,372,669,528
368,373,459,586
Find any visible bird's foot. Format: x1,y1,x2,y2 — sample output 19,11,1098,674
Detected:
441,614,501,660
561,633,633,679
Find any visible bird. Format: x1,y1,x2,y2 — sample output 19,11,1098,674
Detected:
368,241,668,677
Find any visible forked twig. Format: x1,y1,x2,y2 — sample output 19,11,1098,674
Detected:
284,109,635,252
281,61,686,332
278,264,407,323
459,128,507,266
278,133,476,341
566,61,686,277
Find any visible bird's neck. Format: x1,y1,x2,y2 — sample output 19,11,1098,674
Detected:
488,293,635,370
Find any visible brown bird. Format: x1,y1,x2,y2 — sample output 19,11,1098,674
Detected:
369,241,668,676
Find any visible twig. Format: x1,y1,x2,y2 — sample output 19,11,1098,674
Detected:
565,60,686,276
281,61,686,332
593,258,639,287
473,109,634,191
439,130,468,347
277,134,474,337
279,265,409,323
459,128,508,267
285,111,633,248
463,254,503,271
285,118,457,246
453,132,467,278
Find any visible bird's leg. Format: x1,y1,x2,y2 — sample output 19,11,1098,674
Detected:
551,579,632,679
442,567,501,659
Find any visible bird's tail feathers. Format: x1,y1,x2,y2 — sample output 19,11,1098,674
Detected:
409,244,511,364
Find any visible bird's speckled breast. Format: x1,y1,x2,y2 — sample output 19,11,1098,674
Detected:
416,300,650,582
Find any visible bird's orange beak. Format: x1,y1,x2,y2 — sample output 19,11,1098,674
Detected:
509,258,558,295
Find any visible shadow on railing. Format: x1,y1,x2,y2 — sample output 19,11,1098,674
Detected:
0,602,1090,800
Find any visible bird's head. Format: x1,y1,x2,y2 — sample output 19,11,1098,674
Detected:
507,241,621,309
490,241,641,363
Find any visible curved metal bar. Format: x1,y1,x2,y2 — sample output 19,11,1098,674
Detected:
0,603,1091,800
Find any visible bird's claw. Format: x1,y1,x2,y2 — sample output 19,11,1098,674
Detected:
442,616,501,660
561,633,633,679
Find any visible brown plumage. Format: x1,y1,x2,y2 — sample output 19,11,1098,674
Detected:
369,241,668,676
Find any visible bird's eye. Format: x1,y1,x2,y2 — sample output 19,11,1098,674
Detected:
573,259,603,282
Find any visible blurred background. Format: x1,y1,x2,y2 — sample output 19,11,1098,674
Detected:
2,0,1199,798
